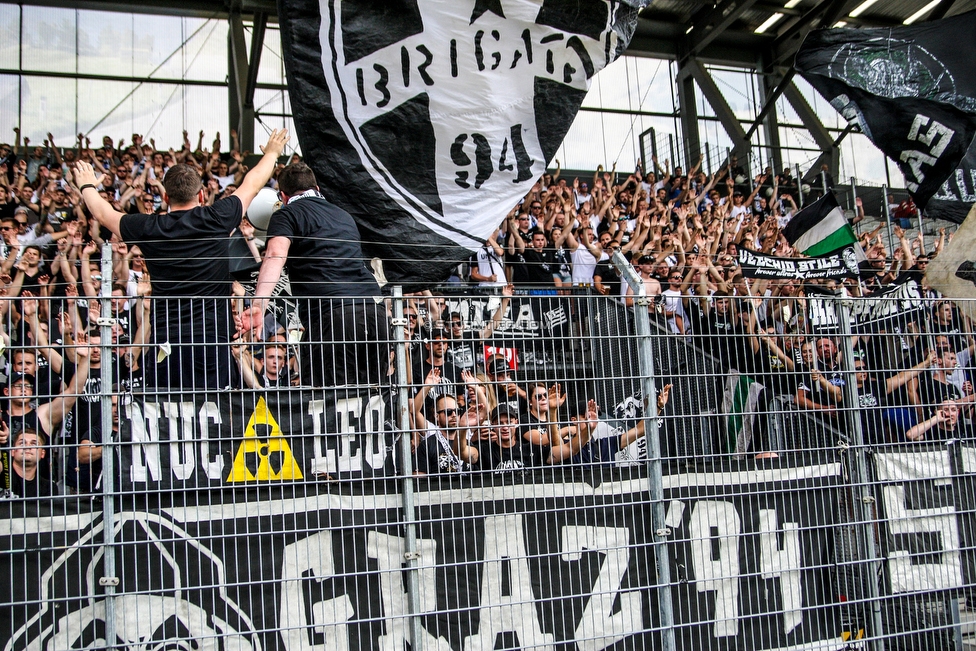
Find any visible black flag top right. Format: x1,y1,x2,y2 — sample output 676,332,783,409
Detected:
795,12,976,223
278,0,648,285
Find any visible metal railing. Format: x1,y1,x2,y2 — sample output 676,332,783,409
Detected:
2,280,976,651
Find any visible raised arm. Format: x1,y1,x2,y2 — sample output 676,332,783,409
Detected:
74,161,126,238
481,283,514,339
231,129,289,215
39,341,91,432
22,293,64,375
242,235,291,339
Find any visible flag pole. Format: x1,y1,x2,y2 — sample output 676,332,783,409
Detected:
916,204,925,256
796,163,804,208
849,176,860,236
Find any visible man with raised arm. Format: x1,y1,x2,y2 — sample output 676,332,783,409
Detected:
73,129,289,390
242,162,388,388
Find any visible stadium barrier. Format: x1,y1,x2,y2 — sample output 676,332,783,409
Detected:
1,282,974,651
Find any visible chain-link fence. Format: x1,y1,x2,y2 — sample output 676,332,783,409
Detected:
2,280,975,651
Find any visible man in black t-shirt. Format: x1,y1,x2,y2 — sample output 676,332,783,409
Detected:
511,228,557,287
74,129,290,391
245,162,389,387
8,428,58,498
473,405,547,473
410,328,460,399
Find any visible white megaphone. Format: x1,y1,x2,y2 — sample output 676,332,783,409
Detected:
246,187,281,231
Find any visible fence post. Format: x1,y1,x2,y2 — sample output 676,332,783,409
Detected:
611,251,676,651
392,285,424,651
881,184,896,263
97,242,119,644
833,295,886,651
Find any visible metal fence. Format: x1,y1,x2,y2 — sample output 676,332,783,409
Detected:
2,276,975,651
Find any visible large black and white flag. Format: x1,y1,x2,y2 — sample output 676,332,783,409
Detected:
278,0,647,285
795,12,976,222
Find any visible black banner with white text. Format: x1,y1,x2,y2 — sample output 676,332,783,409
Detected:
2,461,842,651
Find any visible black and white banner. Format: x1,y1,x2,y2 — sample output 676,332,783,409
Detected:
874,444,976,595
805,271,925,333
738,247,860,280
441,286,570,339
278,0,647,285
1,461,844,651
795,12,976,221
118,388,399,489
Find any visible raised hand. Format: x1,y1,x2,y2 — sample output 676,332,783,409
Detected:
548,383,566,409
136,273,152,297
657,383,672,410
73,160,100,189
259,128,290,158
20,292,37,318
424,367,442,387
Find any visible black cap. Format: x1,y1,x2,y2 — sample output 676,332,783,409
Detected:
428,327,449,340
491,405,520,423
9,372,35,387
488,358,511,376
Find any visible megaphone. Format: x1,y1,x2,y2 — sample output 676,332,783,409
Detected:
246,187,281,230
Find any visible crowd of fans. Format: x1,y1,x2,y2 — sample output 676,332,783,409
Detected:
0,125,969,497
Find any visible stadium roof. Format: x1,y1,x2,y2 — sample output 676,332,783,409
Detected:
633,0,976,65
6,0,975,69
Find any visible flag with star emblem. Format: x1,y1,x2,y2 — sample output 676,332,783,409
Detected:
278,0,648,285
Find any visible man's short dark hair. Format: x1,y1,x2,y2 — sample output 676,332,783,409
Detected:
13,427,45,447
12,349,36,361
427,327,449,341
278,162,318,197
163,164,203,204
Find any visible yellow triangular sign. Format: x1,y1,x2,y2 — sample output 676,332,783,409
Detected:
228,397,304,482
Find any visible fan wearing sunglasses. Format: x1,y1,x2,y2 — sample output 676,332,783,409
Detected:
411,367,477,475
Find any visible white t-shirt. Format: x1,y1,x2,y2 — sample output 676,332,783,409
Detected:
661,288,688,334
476,246,506,287
571,246,603,285
730,203,751,229
214,173,237,190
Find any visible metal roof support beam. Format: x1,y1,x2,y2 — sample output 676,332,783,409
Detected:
683,0,762,61
244,12,267,108
675,62,702,170
782,82,832,151
743,66,792,144
682,58,751,160
782,80,839,174
228,12,255,152
757,53,783,175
